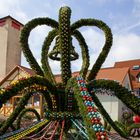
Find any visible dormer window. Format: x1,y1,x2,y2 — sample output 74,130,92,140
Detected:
138,77,140,83
132,65,140,70
136,72,140,83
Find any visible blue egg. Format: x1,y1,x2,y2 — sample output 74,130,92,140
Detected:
101,128,105,131
94,128,98,131
92,124,96,128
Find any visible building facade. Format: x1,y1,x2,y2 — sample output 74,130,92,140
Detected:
115,59,140,97
0,65,44,118
96,67,132,121
0,16,23,81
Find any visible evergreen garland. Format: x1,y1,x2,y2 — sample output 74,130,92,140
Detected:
0,76,56,106
87,79,140,115
20,18,58,76
66,77,96,139
71,19,113,81
59,6,72,85
16,108,41,129
72,30,90,78
91,92,128,138
41,29,58,84
0,92,33,135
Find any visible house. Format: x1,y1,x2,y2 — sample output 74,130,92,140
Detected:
52,67,132,121
0,64,133,121
96,67,132,121
0,65,44,118
114,59,140,97
0,16,23,81
96,67,132,90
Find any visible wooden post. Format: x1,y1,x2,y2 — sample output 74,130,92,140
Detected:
40,95,43,118
32,96,34,108
12,97,15,110
3,104,5,116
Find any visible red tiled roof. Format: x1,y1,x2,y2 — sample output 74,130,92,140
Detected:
55,67,130,86
115,59,140,69
0,64,131,89
96,67,130,85
114,59,140,89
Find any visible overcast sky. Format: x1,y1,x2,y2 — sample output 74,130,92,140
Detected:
1,0,140,74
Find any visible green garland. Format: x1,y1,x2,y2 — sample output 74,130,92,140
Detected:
45,111,81,120
59,6,72,85
66,77,96,139
71,19,113,81
103,118,111,132
0,76,56,105
0,76,56,134
87,79,140,115
20,18,58,76
91,92,128,138
0,92,33,135
16,108,41,129
72,30,90,78
0,90,52,135
114,121,129,136
41,29,58,84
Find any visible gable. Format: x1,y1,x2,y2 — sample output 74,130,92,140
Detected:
0,66,34,88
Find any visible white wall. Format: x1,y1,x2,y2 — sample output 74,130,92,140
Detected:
0,26,8,80
97,94,127,122
122,73,132,91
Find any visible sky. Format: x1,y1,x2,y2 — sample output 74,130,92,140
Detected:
1,0,140,74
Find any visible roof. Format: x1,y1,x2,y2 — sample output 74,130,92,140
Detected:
114,59,140,69
96,67,130,85
55,67,130,86
0,65,80,85
0,65,36,85
19,65,36,76
114,59,140,89
0,15,24,26
0,65,131,88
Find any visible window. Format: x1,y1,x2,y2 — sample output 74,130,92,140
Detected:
136,73,140,82
132,65,140,70
34,94,40,106
138,76,140,82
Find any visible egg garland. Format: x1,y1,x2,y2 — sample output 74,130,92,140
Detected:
45,111,81,120
50,94,57,111
76,76,108,140
0,76,47,95
0,5,137,139
59,7,71,85
1,120,48,140
67,88,74,111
